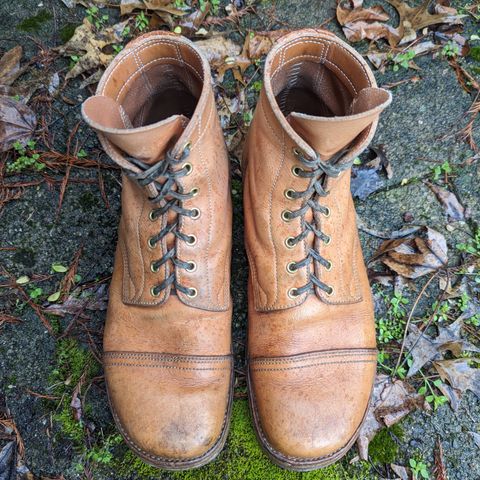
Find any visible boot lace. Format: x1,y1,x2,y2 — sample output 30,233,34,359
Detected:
283,147,353,298
125,144,199,298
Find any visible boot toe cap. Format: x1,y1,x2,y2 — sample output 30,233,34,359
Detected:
104,352,232,465
249,348,376,462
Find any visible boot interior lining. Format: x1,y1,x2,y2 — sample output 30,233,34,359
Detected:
123,62,202,128
272,61,355,118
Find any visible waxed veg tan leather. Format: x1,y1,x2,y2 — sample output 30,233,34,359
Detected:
244,29,391,470
82,32,233,469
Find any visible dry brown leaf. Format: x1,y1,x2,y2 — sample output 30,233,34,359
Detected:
337,0,390,24
120,0,186,16
434,358,480,399
357,374,429,460
194,36,249,82
0,96,36,152
337,0,464,46
59,19,129,80
0,46,23,86
245,29,291,60
405,319,479,377
389,0,463,45
426,181,466,222
177,4,209,35
371,226,448,278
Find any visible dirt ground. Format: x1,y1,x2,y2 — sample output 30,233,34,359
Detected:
0,0,479,479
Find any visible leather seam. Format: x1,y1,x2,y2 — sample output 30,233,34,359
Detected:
251,359,377,372
104,363,230,371
250,349,377,365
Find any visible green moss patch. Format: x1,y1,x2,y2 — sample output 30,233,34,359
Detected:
368,424,404,465
17,10,52,33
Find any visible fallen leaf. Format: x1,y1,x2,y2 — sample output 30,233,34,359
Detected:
177,4,209,36
245,29,291,60
351,167,384,200
434,358,480,399
0,441,16,480
391,463,409,480
357,374,429,460
120,0,186,16
194,36,249,82
426,181,466,222
390,0,464,45
337,0,464,46
58,19,129,80
0,96,36,152
434,439,447,480
405,319,479,377
370,226,448,279
70,385,83,422
0,46,23,86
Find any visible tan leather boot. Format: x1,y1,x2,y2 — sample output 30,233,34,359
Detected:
243,29,391,470
81,32,233,469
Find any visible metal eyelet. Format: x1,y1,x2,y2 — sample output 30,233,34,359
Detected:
288,287,299,299
148,210,157,221
148,237,156,248
324,235,331,245
150,286,160,297
186,261,197,272
322,207,331,218
284,189,296,200
286,262,297,274
191,208,201,219
187,287,198,298
150,262,159,273
281,210,293,222
190,187,199,197
186,234,197,246
285,237,296,249
325,286,334,296
291,166,304,177
183,162,193,176
325,261,333,271
181,141,192,155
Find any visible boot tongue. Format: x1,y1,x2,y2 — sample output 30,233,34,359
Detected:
82,95,188,164
287,87,391,159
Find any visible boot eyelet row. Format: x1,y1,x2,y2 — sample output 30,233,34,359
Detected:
281,210,293,222
286,262,297,274
284,189,296,200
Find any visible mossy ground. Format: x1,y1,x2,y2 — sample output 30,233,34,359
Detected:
109,401,372,480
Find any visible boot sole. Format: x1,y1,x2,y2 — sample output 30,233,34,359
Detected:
247,366,372,472
107,364,234,471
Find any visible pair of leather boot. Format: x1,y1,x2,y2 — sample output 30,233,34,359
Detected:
82,28,391,471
